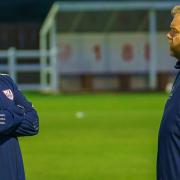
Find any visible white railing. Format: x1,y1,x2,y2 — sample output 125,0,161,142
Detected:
0,47,57,91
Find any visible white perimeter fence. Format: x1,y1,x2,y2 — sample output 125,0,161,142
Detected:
0,47,57,91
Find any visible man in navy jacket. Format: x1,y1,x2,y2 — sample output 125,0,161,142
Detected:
0,74,39,180
157,5,180,180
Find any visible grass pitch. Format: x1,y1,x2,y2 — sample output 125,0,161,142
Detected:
19,93,167,180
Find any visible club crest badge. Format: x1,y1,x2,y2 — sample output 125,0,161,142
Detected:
3,89,14,100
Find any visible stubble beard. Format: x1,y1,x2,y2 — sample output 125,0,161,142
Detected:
170,46,180,60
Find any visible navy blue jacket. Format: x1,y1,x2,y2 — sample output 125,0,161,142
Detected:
157,61,180,180
0,74,39,180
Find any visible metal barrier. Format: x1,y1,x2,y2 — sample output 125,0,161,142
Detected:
0,47,57,91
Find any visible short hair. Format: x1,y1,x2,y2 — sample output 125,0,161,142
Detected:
171,6,180,17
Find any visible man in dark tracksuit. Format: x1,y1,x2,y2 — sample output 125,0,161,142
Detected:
157,6,180,180
0,74,39,180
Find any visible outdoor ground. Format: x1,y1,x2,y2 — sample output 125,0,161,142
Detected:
19,93,168,180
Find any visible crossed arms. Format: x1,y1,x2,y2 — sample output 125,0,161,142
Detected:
0,76,39,138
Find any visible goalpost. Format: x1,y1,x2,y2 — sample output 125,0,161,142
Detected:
40,1,178,92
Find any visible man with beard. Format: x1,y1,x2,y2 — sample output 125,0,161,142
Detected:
157,5,180,180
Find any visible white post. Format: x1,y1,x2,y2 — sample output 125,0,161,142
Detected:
50,20,59,92
149,9,157,90
8,47,16,82
40,33,48,91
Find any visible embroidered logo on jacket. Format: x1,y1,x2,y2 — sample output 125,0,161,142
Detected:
3,89,14,100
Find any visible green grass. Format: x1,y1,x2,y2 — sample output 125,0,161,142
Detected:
19,93,168,180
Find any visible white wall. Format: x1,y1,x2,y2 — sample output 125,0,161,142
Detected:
57,33,175,74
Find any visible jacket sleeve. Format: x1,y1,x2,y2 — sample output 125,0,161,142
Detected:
5,75,39,137
10,104,39,137
0,109,23,137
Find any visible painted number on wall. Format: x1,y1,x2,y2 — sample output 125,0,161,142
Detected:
122,44,133,62
59,44,72,60
92,44,101,61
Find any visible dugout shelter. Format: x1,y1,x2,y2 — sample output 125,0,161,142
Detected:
40,1,179,92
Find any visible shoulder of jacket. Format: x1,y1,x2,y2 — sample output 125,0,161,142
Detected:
0,74,13,82
0,74,11,79
0,73,10,77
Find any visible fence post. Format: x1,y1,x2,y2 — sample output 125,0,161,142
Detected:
50,20,59,92
149,9,157,90
50,48,58,91
8,47,16,82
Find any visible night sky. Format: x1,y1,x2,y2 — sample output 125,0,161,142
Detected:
0,0,178,22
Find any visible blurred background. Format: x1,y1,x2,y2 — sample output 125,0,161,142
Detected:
1,0,180,180
0,0,179,92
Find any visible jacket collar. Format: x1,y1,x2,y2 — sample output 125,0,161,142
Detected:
175,61,180,69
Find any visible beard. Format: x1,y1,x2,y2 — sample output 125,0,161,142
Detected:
170,46,180,60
